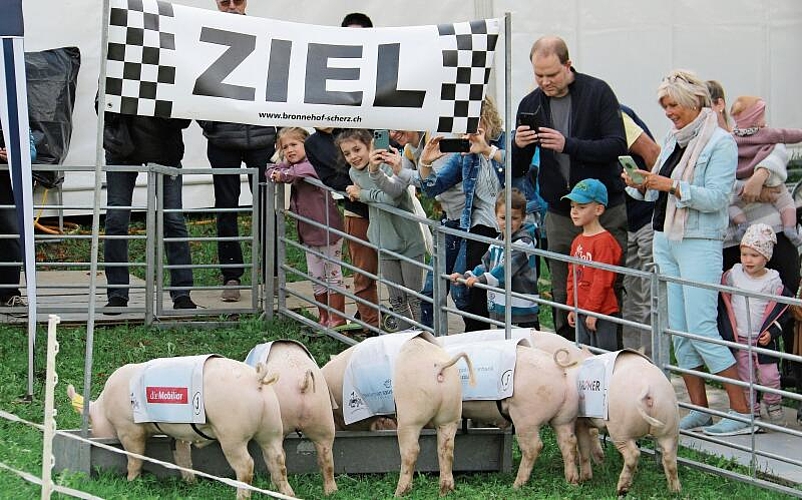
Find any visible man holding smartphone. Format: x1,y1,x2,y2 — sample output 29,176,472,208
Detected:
511,36,627,342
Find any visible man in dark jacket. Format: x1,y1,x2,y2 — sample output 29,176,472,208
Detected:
103,114,196,313
198,119,276,302
512,35,627,340
199,0,278,302
0,131,36,309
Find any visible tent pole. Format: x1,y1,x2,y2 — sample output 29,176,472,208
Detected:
80,0,111,436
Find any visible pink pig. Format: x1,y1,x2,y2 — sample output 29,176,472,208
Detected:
322,335,474,497
456,345,582,487
250,340,337,495
529,330,681,495
67,356,293,500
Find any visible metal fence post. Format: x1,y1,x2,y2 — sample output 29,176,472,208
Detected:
145,168,157,325
433,226,448,336
651,263,670,377
251,173,262,313
272,182,284,317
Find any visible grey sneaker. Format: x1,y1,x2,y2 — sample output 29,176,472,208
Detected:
221,280,241,302
702,410,758,436
2,295,27,317
766,403,785,425
4,295,27,308
679,409,713,431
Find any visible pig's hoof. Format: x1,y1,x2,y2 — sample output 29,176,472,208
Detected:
617,486,629,497
512,479,525,489
394,483,411,497
566,474,580,485
439,479,455,496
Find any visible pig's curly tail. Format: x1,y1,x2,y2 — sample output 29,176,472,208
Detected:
255,362,280,388
553,348,577,369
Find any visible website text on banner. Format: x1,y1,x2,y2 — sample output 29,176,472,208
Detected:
101,0,500,134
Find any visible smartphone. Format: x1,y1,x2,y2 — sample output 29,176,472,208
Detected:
516,105,549,132
439,138,471,153
373,129,390,150
618,155,644,184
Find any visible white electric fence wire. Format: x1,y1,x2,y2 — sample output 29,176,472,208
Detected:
42,314,61,499
0,460,104,499
2,334,297,500
0,408,297,500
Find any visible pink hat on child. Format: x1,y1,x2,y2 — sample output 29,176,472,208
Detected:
740,223,777,261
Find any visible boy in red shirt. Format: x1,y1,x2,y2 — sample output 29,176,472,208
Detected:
563,179,623,351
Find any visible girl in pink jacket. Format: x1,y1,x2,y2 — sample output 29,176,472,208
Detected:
267,127,347,329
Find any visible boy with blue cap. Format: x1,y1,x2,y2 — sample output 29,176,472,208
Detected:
563,179,622,351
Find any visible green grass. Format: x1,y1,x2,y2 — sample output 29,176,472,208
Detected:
35,212,311,286
0,318,795,499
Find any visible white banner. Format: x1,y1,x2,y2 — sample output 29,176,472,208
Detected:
101,0,499,133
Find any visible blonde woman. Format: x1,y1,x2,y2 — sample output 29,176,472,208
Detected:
624,69,754,436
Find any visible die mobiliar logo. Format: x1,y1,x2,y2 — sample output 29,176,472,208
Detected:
146,386,189,404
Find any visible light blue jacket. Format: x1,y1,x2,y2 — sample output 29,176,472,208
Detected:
419,132,507,231
627,127,736,240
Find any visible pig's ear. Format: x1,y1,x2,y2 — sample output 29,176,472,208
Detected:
636,346,646,355
328,389,339,410
581,346,593,356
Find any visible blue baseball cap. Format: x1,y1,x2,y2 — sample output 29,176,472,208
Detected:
561,178,608,206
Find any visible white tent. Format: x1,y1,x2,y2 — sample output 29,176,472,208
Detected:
19,0,802,211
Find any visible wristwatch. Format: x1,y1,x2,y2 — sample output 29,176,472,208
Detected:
669,180,679,196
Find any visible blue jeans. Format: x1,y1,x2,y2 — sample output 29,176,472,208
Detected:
452,224,497,331
652,232,734,374
420,218,462,328
104,164,193,301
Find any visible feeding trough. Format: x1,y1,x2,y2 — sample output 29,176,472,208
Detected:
53,427,512,478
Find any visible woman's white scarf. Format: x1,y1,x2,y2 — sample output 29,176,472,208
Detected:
659,107,718,240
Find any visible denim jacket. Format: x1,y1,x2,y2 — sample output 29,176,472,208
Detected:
419,131,507,231
627,127,736,240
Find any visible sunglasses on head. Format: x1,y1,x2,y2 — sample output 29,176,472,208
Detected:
664,73,689,84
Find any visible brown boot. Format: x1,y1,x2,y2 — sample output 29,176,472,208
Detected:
314,293,329,327
327,292,348,329
355,287,380,329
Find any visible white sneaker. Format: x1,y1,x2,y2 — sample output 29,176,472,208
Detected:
766,403,786,426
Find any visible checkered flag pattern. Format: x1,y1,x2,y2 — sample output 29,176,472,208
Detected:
104,0,177,117
436,20,499,133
